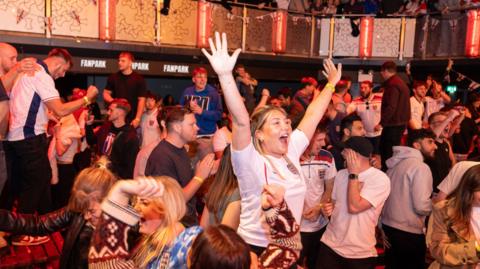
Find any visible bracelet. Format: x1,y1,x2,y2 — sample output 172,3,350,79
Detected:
83,96,91,107
193,176,204,184
324,83,335,93
476,241,480,252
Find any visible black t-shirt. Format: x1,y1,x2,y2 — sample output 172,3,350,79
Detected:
0,81,8,101
451,117,479,154
426,140,452,192
144,140,198,227
105,71,147,121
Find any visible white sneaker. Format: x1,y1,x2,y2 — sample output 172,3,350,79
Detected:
12,235,50,246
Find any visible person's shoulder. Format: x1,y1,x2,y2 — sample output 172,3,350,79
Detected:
182,85,195,95
352,96,364,102
108,72,120,79
315,149,335,163
206,84,220,95
366,167,390,182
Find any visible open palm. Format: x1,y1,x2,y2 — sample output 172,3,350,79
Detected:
201,32,241,76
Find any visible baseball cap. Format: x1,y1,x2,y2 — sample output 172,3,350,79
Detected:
344,136,373,158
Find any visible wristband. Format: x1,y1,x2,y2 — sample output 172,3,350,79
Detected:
324,83,335,93
83,96,91,107
193,176,204,184
476,241,480,252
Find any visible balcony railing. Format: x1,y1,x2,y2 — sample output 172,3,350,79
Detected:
1,0,478,60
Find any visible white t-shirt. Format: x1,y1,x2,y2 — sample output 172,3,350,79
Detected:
410,96,425,129
231,129,308,247
140,108,161,149
212,126,232,153
321,167,391,258
437,161,479,195
300,149,337,232
8,61,60,141
347,93,382,137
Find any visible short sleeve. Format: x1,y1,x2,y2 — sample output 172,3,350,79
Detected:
360,174,390,208
0,81,8,101
136,75,147,97
437,162,477,195
231,142,263,193
288,129,309,160
33,72,59,102
325,158,337,180
227,188,241,204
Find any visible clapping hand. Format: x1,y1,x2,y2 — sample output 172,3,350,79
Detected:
201,32,241,77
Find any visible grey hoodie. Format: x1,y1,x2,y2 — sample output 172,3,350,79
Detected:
382,146,433,234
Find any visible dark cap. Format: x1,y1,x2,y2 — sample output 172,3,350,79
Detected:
344,136,373,158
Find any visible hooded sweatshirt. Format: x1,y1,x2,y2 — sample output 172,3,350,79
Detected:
382,146,433,234
180,84,222,136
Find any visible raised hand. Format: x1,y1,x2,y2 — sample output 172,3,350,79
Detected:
109,177,164,206
322,59,342,86
86,85,99,101
201,32,241,77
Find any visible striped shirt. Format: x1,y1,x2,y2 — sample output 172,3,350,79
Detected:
300,149,337,232
8,60,59,141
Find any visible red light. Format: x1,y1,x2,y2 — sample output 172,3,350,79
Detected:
359,17,374,58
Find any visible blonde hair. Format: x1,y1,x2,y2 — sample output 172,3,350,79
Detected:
133,176,186,268
250,105,288,154
67,157,117,213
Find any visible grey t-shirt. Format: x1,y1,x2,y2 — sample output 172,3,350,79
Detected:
145,140,198,227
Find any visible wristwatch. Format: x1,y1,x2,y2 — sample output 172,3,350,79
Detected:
348,174,359,180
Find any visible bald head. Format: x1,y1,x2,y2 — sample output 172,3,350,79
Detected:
0,43,18,75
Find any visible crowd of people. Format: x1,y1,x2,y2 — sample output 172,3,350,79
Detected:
233,0,480,16
0,30,479,269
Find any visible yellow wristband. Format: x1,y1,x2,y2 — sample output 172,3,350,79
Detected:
324,83,335,93
83,96,91,107
476,241,480,252
193,176,204,184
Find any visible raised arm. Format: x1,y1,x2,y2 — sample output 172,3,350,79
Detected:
201,32,249,151
297,60,342,141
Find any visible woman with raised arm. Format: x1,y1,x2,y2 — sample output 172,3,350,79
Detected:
201,32,342,253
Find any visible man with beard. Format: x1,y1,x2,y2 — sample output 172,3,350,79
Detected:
86,98,139,179
409,81,427,130
145,107,215,227
347,80,382,163
381,128,437,269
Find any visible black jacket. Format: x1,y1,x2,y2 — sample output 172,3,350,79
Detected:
86,121,139,179
0,208,91,269
380,74,411,127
